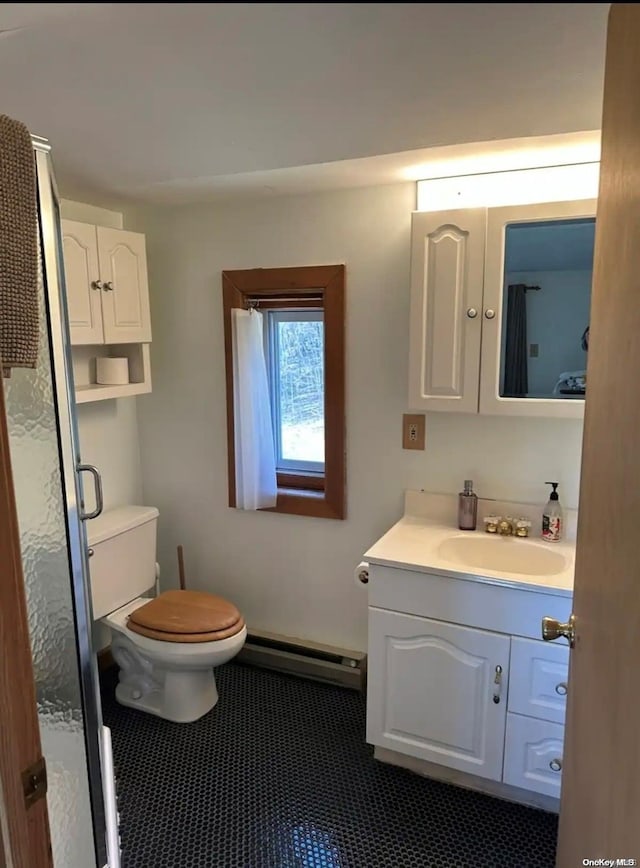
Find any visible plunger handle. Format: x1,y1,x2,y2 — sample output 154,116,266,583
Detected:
177,545,186,590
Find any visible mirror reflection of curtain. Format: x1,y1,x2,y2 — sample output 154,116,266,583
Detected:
504,283,528,397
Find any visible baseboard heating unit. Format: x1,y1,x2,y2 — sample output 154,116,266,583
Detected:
236,629,367,691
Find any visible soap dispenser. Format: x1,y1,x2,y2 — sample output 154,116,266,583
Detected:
458,480,478,531
542,482,563,542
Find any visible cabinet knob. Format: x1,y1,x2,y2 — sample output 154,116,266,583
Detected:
549,758,562,772
555,682,568,696
91,280,103,291
466,307,478,319
103,281,114,291
484,309,496,320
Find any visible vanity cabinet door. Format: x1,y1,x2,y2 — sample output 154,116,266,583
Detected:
503,713,564,798
508,637,569,724
408,209,486,413
367,608,510,781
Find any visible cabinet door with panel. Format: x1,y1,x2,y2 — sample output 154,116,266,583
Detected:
508,637,569,724
503,713,564,798
367,608,510,781
62,220,104,345
97,227,151,343
408,209,486,413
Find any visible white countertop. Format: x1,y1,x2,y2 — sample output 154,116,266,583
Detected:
364,513,575,598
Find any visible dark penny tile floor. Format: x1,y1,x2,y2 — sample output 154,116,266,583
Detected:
101,662,557,868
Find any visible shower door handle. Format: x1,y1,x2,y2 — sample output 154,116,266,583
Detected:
77,464,104,520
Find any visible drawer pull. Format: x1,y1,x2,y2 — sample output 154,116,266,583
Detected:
493,664,503,704
555,682,568,696
549,758,562,772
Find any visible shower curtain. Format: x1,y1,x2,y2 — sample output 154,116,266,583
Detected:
232,308,277,509
503,283,528,397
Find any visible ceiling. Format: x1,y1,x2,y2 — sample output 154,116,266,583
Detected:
0,3,610,204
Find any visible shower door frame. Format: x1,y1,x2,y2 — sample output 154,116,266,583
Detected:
0,138,110,867
33,139,109,865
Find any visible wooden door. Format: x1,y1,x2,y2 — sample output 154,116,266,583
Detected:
97,227,152,343
367,609,509,781
61,220,104,345
0,367,52,865
556,4,640,864
408,209,485,413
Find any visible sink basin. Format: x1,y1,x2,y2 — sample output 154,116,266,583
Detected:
436,535,567,577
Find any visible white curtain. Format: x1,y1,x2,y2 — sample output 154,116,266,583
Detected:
232,308,277,509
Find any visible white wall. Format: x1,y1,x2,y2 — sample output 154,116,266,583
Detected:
60,199,143,510
126,183,584,653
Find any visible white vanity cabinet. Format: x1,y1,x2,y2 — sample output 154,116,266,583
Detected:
366,562,572,808
62,220,151,346
408,199,596,419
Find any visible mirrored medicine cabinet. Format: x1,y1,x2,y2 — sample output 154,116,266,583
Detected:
408,198,597,419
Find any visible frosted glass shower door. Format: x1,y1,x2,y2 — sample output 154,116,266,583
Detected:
2,143,107,866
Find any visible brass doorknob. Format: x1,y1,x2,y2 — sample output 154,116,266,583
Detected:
542,614,576,648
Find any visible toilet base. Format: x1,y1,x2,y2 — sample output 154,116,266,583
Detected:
110,630,224,723
115,668,219,723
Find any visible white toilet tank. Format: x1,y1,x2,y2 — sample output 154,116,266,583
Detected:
87,505,159,620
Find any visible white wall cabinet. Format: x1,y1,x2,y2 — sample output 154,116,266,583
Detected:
366,563,571,807
408,209,486,413
367,609,509,781
62,220,152,402
408,199,597,419
63,220,151,346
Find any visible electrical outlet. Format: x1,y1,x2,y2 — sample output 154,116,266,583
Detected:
402,414,425,450
530,343,539,358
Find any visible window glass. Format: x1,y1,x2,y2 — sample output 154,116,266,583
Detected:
267,310,324,471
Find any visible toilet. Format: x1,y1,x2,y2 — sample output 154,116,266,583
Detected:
87,505,246,723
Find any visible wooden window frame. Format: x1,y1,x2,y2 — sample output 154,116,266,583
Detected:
222,264,346,519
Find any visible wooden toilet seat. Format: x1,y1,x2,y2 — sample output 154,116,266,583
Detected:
127,589,245,644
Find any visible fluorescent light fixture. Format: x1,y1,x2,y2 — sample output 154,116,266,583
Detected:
416,162,600,211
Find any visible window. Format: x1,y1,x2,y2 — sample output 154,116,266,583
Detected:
265,309,325,475
222,265,345,519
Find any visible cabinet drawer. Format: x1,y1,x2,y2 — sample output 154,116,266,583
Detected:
508,637,569,723
503,713,564,798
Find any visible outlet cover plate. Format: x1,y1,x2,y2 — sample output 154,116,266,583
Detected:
402,414,425,450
